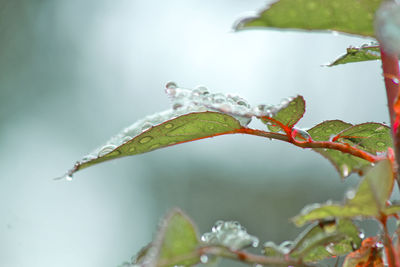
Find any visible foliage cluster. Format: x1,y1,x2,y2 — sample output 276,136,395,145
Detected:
63,0,400,266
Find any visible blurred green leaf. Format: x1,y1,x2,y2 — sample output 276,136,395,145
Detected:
235,0,383,37
328,45,381,66
383,205,400,216
263,241,286,257
262,95,305,132
293,159,394,226
146,208,200,267
290,219,361,262
307,121,391,178
68,112,242,176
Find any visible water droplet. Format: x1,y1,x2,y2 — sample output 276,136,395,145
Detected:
193,85,209,95
212,93,226,103
346,190,356,200
141,122,153,131
122,136,132,143
325,243,336,254
200,255,208,263
165,81,177,89
377,141,385,147
164,123,173,129
376,242,384,248
359,231,365,239
331,31,339,36
341,164,349,177
98,144,117,157
66,175,73,181
139,136,152,144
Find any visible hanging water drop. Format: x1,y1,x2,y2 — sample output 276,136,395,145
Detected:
165,81,177,89
346,190,356,200
141,122,153,131
65,174,73,181
200,255,208,263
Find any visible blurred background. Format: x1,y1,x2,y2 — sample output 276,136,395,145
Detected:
0,0,391,266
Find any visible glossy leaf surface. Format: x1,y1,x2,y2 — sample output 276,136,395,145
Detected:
307,121,391,177
68,112,242,176
293,159,394,226
235,0,383,37
262,96,305,132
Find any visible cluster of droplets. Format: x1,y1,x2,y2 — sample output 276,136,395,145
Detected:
201,221,259,250
165,82,286,127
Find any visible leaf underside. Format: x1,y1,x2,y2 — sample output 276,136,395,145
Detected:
235,0,383,37
307,120,391,178
262,95,305,132
290,219,361,262
328,45,381,66
293,159,394,226
71,112,242,174
146,209,200,267
264,219,361,262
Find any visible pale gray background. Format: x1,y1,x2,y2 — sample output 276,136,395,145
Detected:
0,0,389,266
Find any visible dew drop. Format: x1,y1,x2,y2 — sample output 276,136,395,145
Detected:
359,231,365,239
341,165,349,177
392,77,399,84
165,81,177,89
122,136,132,143
200,255,208,263
164,123,173,129
376,241,384,248
139,136,152,144
346,190,356,200
141,122,153,131
193,85,209,95
98,144,117,157
66,175,73,181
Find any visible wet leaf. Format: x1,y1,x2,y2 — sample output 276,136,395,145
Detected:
328,45,381,66
67,112,242,176
337,123,392,154
262,96,305,132
343,237,384,267
293,159,394,226
145,208,200,267
307,121,391,178
235,0,383,37
290,219,361,262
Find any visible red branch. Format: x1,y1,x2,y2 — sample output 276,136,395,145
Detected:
380,48,400,182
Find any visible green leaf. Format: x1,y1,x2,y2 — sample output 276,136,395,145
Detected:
262,95,305,132
67,112,242,176
145,208,200,267
328,45,381,66
235,0,383,37
337,123,392,154
293,159,394,226
289,219,361,262
307,121,391,178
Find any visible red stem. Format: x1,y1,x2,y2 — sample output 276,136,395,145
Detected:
380,48,400,183
381,215,400,267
